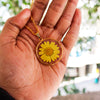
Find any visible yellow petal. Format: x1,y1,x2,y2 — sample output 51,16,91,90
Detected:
40,43,46,49
44,42,47,45
39,51,44,55
47,56,51,62
55,55,59,58
47,41,50,45
51,42,55,45
54,50,60,54
50,42,55,47
39,48,43,50
51,55,55,61
46,41,50,47
52,54,59,60
39,48,44,52
50,43,59,50
53,46,59,51
41,54,46,61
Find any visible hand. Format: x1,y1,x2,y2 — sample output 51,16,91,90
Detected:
0,0,81,100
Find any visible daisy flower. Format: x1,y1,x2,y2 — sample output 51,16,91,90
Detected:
36,39,62,65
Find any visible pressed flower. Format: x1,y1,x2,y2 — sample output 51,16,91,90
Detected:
36,39,62,65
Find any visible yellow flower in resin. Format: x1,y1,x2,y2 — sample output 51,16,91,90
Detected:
36,39,62,65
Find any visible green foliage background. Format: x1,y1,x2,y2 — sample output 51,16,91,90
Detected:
1,0,30,15
0,0,31,32
82,0,100,23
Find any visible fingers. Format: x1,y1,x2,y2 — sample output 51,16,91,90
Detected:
42,0,67,28
63,9,81,51
31,0,49,24
1,9,31,38
55,0,79,40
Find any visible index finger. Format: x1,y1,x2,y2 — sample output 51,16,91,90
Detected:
31,0,49,24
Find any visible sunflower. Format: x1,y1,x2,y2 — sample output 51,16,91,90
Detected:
36,39,62,65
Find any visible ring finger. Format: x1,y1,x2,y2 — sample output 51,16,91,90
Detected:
50,0,79,40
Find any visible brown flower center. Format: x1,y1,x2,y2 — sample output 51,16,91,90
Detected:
44,47,54,56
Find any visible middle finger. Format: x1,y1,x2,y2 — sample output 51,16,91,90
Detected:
41,0,68,28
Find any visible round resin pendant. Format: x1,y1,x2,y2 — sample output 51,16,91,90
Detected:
36,39,63,65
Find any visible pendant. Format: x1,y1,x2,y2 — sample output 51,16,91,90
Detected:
36,38,63,65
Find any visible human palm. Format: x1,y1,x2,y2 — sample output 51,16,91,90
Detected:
0,0,81,100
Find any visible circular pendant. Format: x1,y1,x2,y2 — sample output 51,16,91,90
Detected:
36,39,63,65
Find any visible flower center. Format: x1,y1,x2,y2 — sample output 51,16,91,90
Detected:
44,47,54,56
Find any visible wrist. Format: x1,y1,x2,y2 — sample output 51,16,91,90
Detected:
0,88,15,100
15,93,50,100
1,86,51,100
12,91,42,100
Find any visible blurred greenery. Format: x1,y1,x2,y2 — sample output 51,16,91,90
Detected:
57,84,86,96
63,84,80,94
76,36,95,52
82,0,100,23
58,89,61,96
0,0,31,31
1,0,30,15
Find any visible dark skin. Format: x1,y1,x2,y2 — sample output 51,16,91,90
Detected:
0,0,81,100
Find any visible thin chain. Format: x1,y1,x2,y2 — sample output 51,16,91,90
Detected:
31,17,39,34
30,0,34,9
25,17,41,38
25,0,41,39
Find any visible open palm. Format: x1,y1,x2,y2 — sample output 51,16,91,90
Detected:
0,0,81,100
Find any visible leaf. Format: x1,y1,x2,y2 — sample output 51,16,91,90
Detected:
1,1,7,6
58,89,61,96
82,88,86,93
63,86,69,94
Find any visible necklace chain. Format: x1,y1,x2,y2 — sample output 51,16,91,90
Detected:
25,0,41,39
30,0,34,9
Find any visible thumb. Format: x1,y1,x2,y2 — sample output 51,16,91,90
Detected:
1,9,31,38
